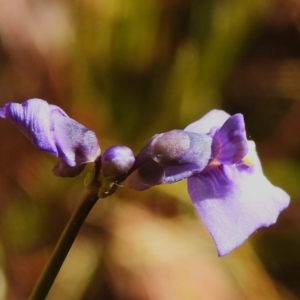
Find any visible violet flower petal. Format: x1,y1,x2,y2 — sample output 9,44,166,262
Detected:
0,99,58,155
50,107,100,168
0,98,100,177
185,109,230,134
187,141,290,256
212,114,248,165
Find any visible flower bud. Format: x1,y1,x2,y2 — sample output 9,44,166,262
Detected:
101,145,135,177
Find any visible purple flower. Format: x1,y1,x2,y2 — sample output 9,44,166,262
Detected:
187,141,289,256
185,110,290,256
126,112,248,190
0,98,100,177
127,110,290,256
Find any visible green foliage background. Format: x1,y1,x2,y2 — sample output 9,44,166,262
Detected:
0,0,299,299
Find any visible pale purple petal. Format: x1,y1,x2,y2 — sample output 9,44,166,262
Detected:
0,99,58,155
50,108,100,168
187,141,290,256
0,98,101,177
185,109,230,134
212,114,248,164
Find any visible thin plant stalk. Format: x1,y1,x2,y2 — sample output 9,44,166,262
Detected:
28,191,99,300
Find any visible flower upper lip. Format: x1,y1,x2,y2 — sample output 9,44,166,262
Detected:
0,98,101,177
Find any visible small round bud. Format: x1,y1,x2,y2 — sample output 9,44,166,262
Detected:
101,145,135,177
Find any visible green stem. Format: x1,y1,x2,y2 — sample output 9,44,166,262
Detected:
29,191,99,300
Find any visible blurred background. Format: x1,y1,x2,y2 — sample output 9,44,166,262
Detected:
0,0,299,299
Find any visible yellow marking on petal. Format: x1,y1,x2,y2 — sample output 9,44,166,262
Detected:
241,154,254,166
208,159,221,167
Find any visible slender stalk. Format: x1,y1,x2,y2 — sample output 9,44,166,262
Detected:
29,191,99,300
